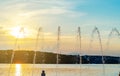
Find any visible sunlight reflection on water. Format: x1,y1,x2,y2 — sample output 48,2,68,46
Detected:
15,64,21,76
0,64,119,76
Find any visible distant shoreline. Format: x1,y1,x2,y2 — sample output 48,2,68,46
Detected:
0,50,119,64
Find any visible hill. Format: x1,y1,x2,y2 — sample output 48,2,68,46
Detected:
0,50,119,64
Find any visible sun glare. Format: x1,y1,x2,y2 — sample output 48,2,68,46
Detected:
10,26,27,38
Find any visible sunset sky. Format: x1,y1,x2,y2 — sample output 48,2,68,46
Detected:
0,0,120,56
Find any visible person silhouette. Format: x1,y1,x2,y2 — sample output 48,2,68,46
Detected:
41,70,46,76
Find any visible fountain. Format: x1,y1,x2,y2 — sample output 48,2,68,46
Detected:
5,26,120,76
56,26,61,76
8,27,25,76
56,26,61,64
106,28,120,63
32,27,42,76
77,27,82,76
89,27,105,76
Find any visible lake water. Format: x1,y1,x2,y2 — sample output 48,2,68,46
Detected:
0,64,119,76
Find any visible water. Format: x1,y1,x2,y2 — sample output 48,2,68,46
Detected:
8,27,25,76
0,64,120,76
56,26,61,76
107,28,120,51
5,26,120,76
77,27,81,63
57,26,61,64
32,27,42,76
89,27,105,76
106,28,120,63
77,27,82,76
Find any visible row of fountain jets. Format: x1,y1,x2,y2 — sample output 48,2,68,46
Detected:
8,26,120,76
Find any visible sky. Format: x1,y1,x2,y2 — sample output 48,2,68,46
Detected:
0,0,120,56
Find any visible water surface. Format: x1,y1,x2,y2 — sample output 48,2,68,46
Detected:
0,64,119,76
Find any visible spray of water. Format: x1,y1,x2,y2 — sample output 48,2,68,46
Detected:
8,27,25,76
32,27,42,76
89,27,105,76
57,26,61,64
107,28,120,49
106,28,120,63
40,29,45,63
77,27,82,76
56,26,61,76
6,26,120,76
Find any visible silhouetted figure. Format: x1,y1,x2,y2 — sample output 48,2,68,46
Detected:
41,70,46,76
119,72,120,76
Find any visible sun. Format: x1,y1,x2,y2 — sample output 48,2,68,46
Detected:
10,26,26,38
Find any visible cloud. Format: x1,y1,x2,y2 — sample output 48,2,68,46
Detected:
0,0,88,36
0,0,87,18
